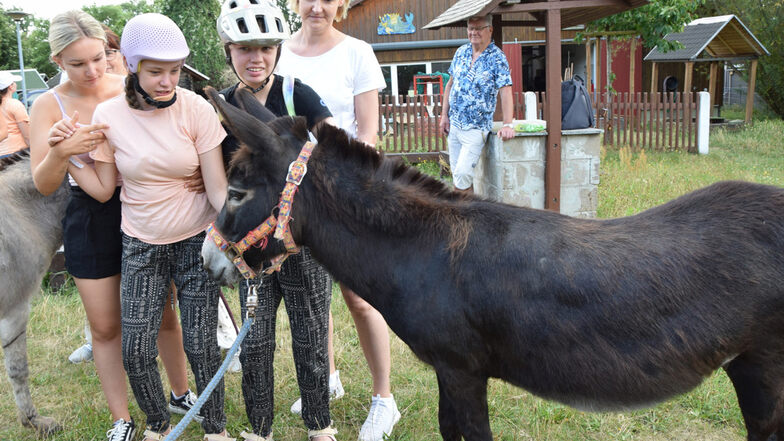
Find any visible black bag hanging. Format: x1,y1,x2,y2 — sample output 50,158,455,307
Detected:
561,75,594,130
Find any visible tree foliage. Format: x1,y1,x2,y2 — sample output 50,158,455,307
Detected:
276,0,301,33
0,11,23,73
22,17,56,79
699,0,783,117
0,0,304,89
157,0,229,88
82,1,156,36
584,0,704,52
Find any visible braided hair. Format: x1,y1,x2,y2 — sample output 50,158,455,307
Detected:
124,74,143,110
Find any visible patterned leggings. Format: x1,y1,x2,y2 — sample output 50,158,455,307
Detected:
239,247,332,436
120,232,225,433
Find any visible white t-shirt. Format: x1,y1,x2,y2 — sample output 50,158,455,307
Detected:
278,35,386,139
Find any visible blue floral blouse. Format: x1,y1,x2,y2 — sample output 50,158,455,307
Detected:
447,42,512,131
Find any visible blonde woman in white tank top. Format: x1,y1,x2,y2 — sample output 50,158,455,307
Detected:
29,11,199,440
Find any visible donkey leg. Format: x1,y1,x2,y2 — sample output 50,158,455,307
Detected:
0,302,61,436
723,354,784,441
435,367,492,441
436,372,462,441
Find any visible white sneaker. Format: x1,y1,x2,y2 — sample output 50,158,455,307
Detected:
358,395,400,441
68,343,93,363
290,370,345,415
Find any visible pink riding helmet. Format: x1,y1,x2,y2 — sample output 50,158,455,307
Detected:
121,13,190,74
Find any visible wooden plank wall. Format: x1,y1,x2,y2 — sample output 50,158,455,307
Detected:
336,0,580,47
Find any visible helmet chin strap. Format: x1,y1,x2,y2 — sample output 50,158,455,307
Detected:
132,73,178,109
240,73,271,94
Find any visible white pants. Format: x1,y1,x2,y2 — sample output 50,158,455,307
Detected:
447,126,488,190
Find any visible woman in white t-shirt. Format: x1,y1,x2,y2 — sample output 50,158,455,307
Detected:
277,2,399,441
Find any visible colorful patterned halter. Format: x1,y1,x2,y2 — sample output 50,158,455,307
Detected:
207,138,317,279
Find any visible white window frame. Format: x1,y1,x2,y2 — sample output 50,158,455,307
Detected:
381,61,451,104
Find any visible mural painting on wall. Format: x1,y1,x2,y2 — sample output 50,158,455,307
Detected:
378,12,415,35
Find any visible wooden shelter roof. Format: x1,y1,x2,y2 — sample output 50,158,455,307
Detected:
644,15,769,62
424,0,648,30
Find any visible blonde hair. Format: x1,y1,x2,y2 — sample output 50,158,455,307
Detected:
48,10,106,57
287,0,350,22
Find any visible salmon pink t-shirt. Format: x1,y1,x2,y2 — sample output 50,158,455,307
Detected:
0,98,29,155
91,88,226,244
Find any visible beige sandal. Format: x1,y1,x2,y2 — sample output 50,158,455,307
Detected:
307,426,337,441
143,429,168,441
204,432,236,441
239,430,273,441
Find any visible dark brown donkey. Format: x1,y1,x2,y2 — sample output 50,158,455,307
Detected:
200,87,784,441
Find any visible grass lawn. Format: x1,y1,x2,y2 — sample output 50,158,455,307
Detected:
1,119,781,440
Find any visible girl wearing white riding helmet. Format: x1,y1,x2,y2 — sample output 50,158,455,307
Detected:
69,13,231,441
216,1,337,440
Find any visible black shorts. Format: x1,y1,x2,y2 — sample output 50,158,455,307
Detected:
62,186,122,279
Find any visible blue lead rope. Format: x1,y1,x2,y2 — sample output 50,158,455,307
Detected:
164,281,260,441
163,316,253,441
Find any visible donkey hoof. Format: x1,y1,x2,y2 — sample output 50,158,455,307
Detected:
22,415,62,437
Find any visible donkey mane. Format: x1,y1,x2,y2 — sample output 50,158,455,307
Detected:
308,123,473,253
315,123,459,201
0,148,29,173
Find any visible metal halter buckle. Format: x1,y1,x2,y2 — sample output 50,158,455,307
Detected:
286,160,308,185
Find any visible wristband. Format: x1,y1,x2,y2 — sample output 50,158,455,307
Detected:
502,123,514,129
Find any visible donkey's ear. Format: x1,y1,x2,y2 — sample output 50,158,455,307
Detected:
204,86,283,155
234,87,276,123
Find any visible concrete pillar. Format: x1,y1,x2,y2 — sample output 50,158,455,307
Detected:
524,92,538,120
696,91,710,155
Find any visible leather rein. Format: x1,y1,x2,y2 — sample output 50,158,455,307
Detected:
206,138,316,279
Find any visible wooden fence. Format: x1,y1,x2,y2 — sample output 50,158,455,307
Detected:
593,92,697,152
376,91,698,155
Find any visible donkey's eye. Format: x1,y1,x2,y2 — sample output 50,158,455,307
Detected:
228,189,247,202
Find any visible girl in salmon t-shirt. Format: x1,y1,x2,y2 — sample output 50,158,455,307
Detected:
69,14,230,441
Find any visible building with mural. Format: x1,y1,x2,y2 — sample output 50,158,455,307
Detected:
336,0,643,99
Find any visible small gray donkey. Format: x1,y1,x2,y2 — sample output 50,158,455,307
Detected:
0,151,68,435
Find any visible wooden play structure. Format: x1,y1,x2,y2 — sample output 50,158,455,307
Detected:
645,15,769,124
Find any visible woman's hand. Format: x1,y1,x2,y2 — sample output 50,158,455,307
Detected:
49,112,109,160
47,111,78,146
52,124,109,159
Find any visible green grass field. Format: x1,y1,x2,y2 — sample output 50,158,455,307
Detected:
1,119,782,440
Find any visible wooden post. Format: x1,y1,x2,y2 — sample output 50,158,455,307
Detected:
650,62,658,94
629,37,636,95
492,14,502,49
585,38,592,93
683,62,694,95
745,59,758,124
545,7,562,212
596,38,604,97
708,61,718,116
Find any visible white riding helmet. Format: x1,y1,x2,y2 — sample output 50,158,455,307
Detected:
121,13,190,74
217,0,290,46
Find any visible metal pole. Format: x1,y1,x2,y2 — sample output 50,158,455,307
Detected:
14,19,28,109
